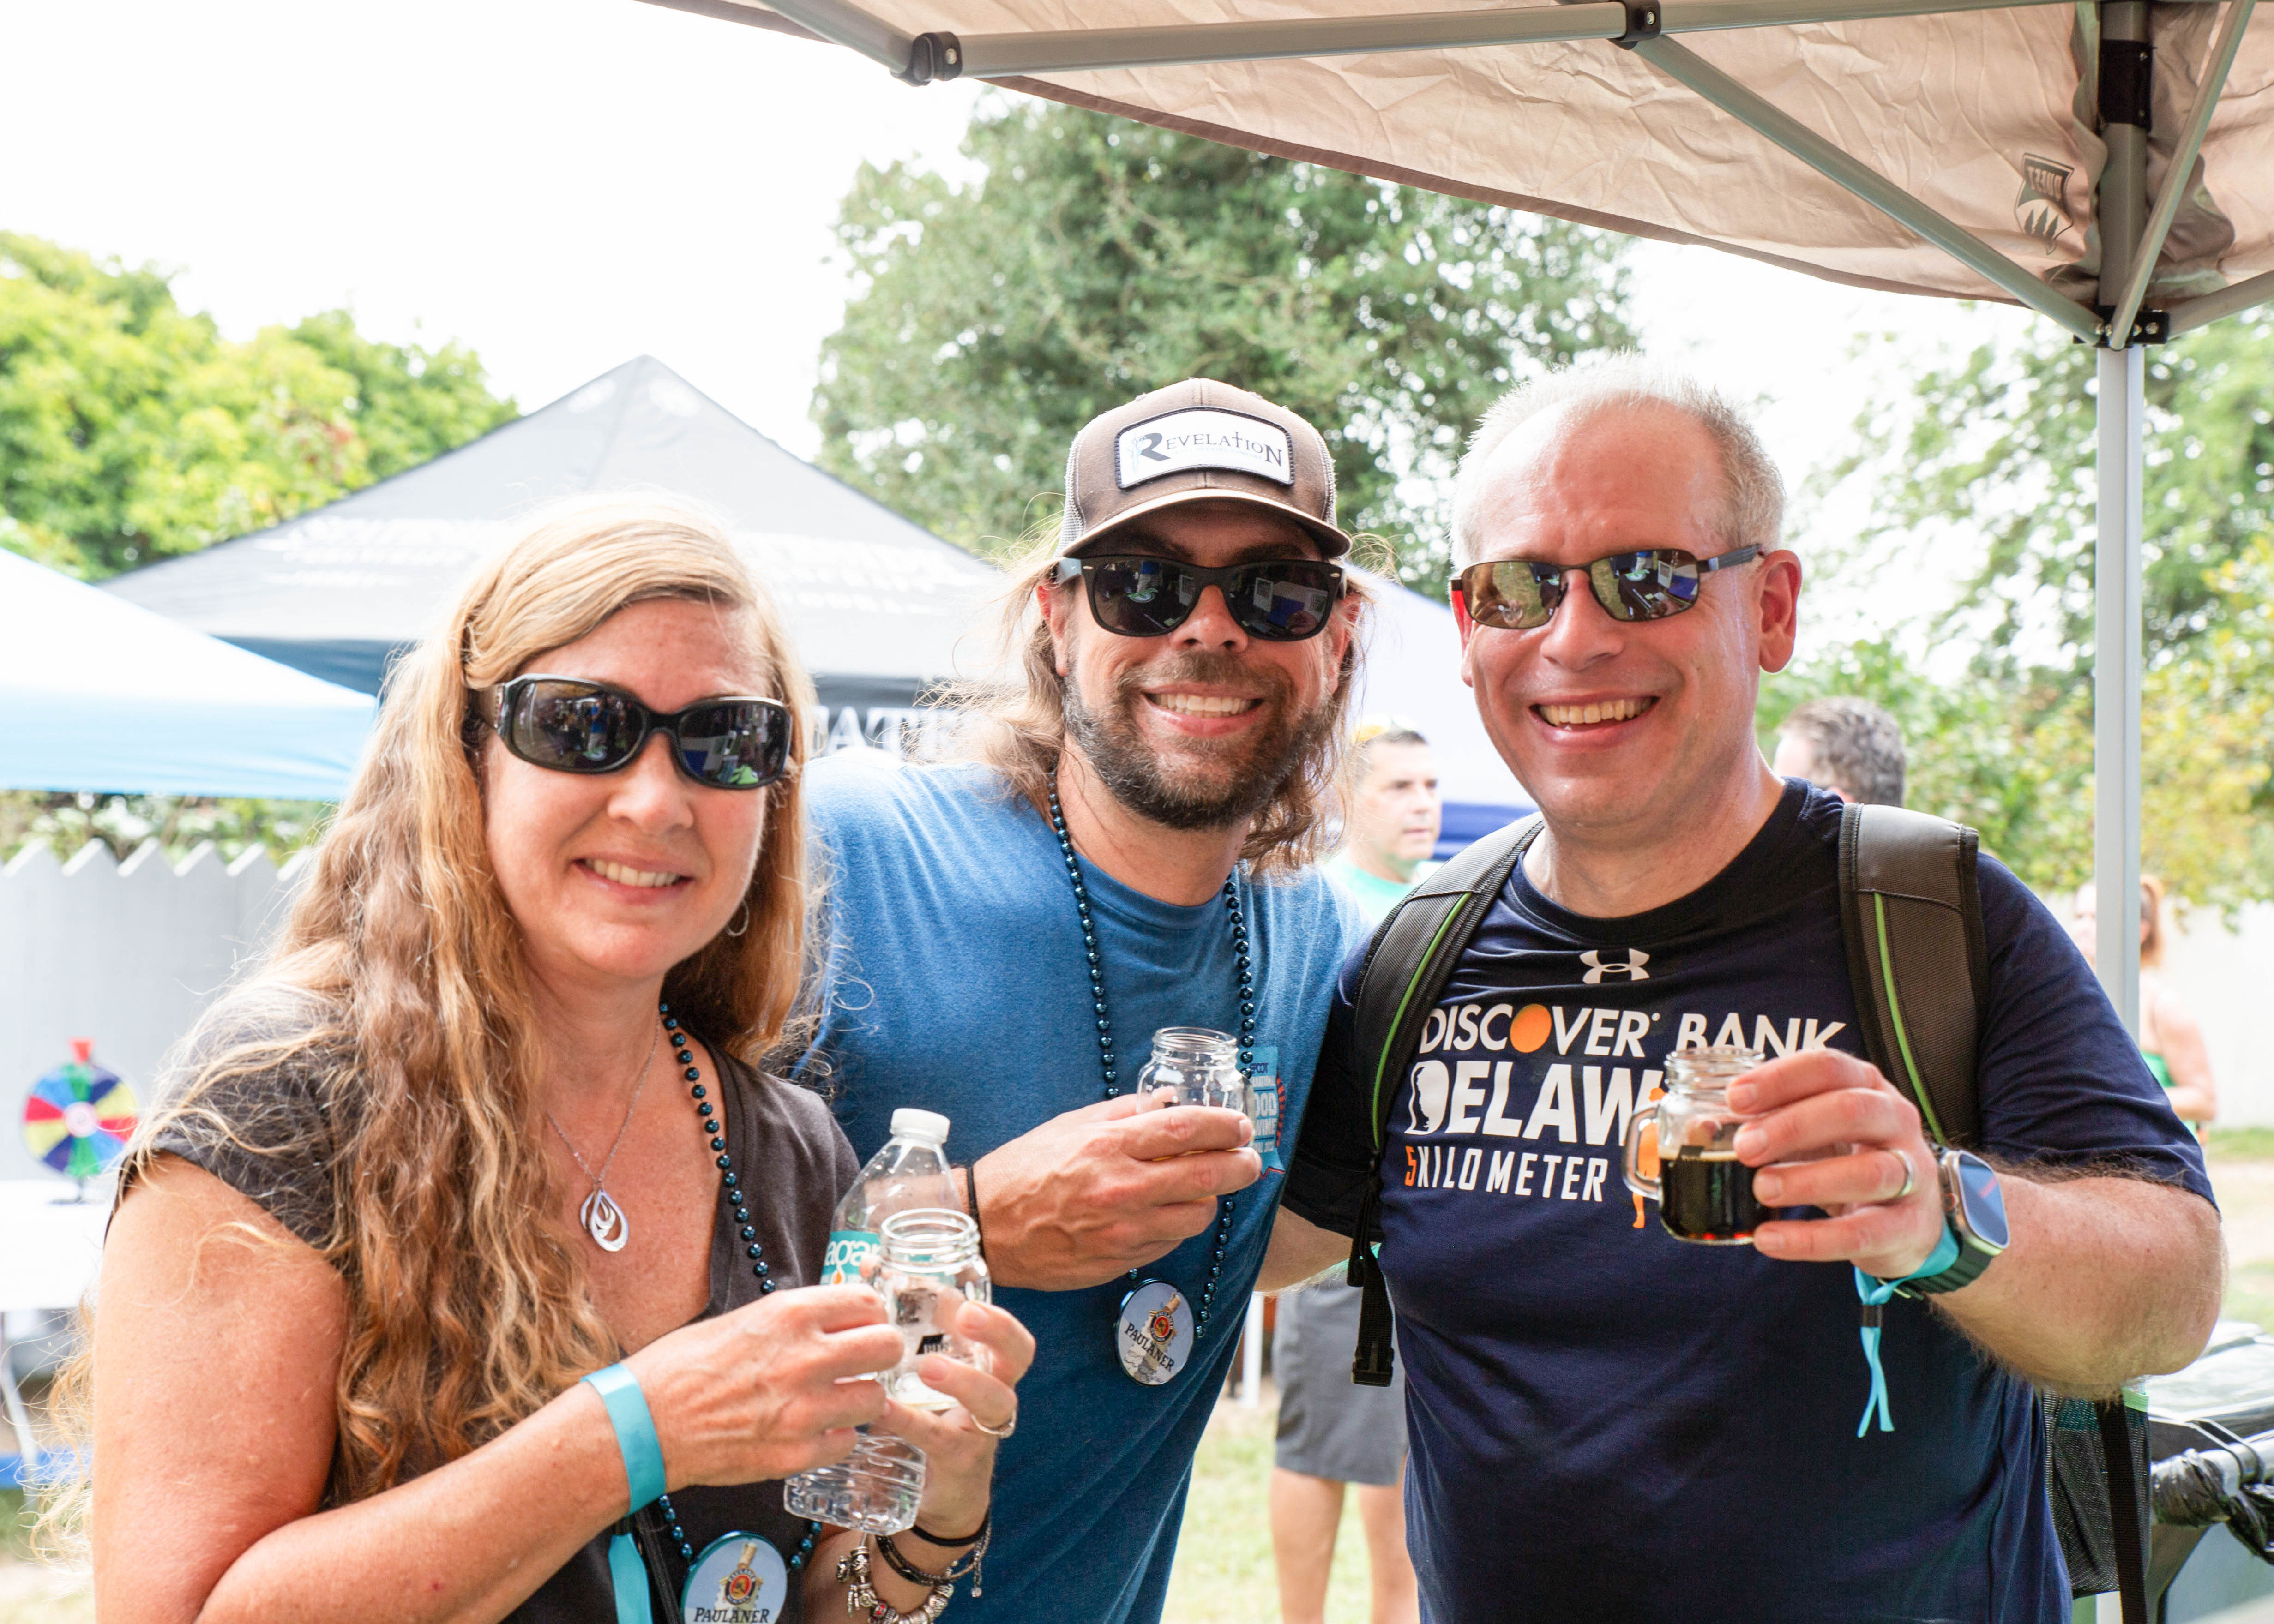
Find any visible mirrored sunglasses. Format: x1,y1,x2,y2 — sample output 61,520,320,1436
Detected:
1054,554,1346,642
488,675,794,790
1454,546,1761,630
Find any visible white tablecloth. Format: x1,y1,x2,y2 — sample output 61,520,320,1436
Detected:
0,1178,110,1314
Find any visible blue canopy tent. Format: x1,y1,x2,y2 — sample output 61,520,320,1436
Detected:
0,549,375,798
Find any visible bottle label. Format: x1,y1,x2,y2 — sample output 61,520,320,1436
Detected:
1248,1047,1284,1172
821,1229,879,1287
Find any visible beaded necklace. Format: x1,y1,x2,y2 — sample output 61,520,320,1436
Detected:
644,1001,823,1580
1046,778,1253,1346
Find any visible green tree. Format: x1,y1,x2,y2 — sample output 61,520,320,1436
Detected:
812,99,1633,594
0,233,516,579
1829,312,2274,673
1796,312,2274,909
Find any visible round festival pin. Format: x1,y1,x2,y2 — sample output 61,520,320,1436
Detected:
1117,1279,1194,1386
681,1533,787,1624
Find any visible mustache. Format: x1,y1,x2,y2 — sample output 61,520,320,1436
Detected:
1120,651,1293,707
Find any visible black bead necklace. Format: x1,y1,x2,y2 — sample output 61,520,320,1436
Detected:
649,1001,821,1576
1046,778,1253,1342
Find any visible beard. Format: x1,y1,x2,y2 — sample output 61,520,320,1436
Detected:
1061,650,1338,832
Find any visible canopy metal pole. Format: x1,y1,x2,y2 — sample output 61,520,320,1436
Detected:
2094,0,2149,1033
1631,37,2103,341
2106,0,2255,343
945,0,2075,78
757,0,914,72
2168,265,2274,333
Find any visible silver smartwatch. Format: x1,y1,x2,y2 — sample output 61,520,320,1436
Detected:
1903,1148,2010,1296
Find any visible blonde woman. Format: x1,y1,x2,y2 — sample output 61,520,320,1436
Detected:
77,502,1030,1622
2071,874,2219,1131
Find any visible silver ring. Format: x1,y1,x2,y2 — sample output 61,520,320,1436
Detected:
1883,1148,1916,1203
971,1407,1017,1439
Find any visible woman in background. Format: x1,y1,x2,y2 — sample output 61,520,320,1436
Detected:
2071,874,2219,1132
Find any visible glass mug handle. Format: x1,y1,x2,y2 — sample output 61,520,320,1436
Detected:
1622,1101,1663,1200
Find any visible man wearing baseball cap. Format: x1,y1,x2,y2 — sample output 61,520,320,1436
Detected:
795,380,1373,1621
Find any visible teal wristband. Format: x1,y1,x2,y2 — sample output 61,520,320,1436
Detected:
583,1362,666,1511
1877,1222,1961,1290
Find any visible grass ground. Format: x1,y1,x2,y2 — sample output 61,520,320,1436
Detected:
1161,1390,1380,1624
7,1133,2264,1624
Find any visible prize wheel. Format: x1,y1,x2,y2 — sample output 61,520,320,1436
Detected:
23,1039,138,1181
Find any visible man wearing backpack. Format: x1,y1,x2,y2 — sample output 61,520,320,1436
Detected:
1259,358,2221,1622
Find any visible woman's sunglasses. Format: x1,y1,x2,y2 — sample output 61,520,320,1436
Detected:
1054,554,1346,642
487,675,794,790
1453,545,1761,631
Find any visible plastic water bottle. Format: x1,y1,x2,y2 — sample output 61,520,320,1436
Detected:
783,1108,957,1534
818,1108,958,1287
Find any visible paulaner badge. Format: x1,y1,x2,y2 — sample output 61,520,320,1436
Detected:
1118,1279,1194,1385
682,1533,786,1624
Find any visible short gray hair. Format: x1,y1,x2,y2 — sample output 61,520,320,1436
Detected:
1781,696,1906,807
1449,355,1786,571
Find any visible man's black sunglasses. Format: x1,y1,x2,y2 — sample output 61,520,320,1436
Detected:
1454,545,1762,631
1054,554,1346,642
487,675,794,790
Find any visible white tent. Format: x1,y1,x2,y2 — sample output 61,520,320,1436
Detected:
0,548,375,799
656,0,2274,1032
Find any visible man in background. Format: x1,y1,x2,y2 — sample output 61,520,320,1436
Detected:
1270,722,1438,1624
1323,721,1443,913
1770,694,1905,805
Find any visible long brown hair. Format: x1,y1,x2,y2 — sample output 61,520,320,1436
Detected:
102,499,817,1502
939,521,1374,876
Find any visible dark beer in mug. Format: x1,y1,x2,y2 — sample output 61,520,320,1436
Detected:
1660,1148,1763,1242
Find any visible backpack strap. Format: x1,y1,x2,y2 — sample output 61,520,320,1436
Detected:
1345,815,1541,1385
1836,802,1987,1151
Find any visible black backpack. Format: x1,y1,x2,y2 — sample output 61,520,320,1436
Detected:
1340,803,2151,1621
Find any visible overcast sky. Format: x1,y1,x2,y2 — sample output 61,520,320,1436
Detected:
6,0,2041,643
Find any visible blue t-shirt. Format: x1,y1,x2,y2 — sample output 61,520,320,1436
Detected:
798,755,1368,1624
1284,781,2214,1624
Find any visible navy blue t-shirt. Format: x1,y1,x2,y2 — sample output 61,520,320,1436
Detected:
1284,782,2214,1624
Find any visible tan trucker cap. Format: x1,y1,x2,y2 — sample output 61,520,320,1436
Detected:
1058,378,1351,559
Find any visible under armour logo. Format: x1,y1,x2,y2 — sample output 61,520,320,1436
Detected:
1580,948,1650,983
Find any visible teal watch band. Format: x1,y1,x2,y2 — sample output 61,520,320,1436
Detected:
584,1362,667,1511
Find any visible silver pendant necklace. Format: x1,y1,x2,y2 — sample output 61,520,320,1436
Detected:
545,1022,661,1252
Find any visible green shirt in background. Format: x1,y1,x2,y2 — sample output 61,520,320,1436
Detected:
1323,851,1438,924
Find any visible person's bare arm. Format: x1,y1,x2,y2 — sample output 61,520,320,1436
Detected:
1257,1207,1354,1294
969,1097,1262,1290
98,1156,905,1624
1730,1050,2222,1396
2154,988,2220,1126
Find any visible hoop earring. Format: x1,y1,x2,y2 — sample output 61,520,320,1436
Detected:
725,900,751,939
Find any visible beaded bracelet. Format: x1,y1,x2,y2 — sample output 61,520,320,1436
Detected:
878,1520,990,1596
836,1536,952,1623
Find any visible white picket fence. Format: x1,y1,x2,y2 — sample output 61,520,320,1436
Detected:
0,840,308,1182
4,839,2274,1189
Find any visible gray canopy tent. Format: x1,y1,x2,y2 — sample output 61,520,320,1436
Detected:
650,0,2273,1032
103,356,1008,750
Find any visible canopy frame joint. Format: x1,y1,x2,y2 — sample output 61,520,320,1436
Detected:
1613,2,1664,47
900,29,963,81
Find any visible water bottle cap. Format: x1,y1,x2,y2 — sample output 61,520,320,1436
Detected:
890,1108,951,1144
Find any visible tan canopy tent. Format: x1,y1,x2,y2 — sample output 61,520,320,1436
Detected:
653,0,2273,1029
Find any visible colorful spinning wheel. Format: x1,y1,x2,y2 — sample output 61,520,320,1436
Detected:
24,1039,138,1182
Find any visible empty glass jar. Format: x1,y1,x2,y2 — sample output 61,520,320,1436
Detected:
1132,1026,1246,1111
875,1208,993,1409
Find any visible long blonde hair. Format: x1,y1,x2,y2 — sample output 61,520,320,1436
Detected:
102,499,816,1503
940,521,1373,876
